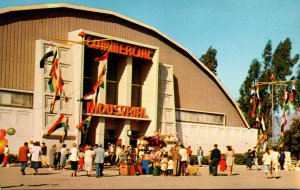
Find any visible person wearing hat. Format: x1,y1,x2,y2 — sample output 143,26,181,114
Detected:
94,143,105,178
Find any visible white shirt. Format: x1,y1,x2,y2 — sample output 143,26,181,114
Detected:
262,152,271,165
270,151,280,164
31,146,42,162
69,147,79,161
84,150,95,164
179,148,188,161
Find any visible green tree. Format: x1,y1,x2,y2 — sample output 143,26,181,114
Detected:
284,118,300,160
237,59,261,128
293,64,300,111
272,38,299,111
258,40,273,137
199,47,218,75
238,39,299,137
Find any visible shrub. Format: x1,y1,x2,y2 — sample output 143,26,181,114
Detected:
189,155,197,165
189,155,209,165
8,154,18,163
234,153,246,165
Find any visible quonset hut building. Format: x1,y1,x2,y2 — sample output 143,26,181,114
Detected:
0,4,257,154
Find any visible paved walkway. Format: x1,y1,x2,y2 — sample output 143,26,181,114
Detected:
0,164,299,189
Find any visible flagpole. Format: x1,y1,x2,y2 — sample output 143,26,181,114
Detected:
78,32,86,146
252,78,296,147
271,83,274,146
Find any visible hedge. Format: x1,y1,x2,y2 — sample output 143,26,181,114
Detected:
189,151,264,165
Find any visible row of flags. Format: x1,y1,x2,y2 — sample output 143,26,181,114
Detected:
40,46,67,141
251,78,297,149
76,48,109,135
280,82,296,132
41,40,111,143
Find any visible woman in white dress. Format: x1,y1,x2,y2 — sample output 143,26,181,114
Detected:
84,145,95,177
225,146,234,176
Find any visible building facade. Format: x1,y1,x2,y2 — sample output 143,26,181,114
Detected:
0,4,257,154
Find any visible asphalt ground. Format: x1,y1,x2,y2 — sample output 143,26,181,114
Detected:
0,164,299,189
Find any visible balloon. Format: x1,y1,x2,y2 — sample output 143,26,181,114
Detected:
7,128,16,135
0,129,6,140
0,148,4,154
0,138,8,149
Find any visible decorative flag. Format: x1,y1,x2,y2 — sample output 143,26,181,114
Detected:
40,46,54,68
261,116,266,131
257,100,262,115
76,112,92,132
48,72,57,93
256,85,260,100
280,114,287,132
270,74,275,81
251,98,257,117
94,41,111,62
95,49,109,62
277,132,285,148
80,90,96,102
58,70,64,94
50,87,60,113
47,114,66,135
289,82,296,102
49,51,58,76
256,131,264,149
61,117,69,142
283,86,288,105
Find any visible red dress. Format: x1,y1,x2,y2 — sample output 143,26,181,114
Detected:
219,155,227,172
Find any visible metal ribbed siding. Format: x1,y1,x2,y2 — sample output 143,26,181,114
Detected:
0,8,244,127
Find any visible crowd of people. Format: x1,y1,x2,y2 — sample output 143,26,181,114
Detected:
1,139,287,179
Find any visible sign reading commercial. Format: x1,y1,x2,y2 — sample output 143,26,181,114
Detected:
85,35,154,60
89,103,148,118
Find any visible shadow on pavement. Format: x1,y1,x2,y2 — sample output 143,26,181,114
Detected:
1,184,24,189
28,184,58,187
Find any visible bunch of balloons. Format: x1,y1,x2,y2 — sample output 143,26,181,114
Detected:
0,129,8,154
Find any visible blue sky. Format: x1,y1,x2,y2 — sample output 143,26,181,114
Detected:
1,0,300,100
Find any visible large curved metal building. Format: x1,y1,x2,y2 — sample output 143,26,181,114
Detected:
0,4,257,154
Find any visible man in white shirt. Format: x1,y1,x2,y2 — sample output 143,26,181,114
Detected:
270,147,280,179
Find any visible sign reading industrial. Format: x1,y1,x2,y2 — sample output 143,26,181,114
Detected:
85,35,154,60
88,103,148,118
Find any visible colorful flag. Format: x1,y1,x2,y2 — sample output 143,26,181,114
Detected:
76,112,92,132
289,82,296,102
251,98,256,117
47,114,66,135
50,87,61,113
40,46,54,68
94,41,111,62
48,50,58,76
256,85,260,99
48,72,57,93
257,100,262,115
277,132,285,148
61,117,69,142
58,70,64,94
280,114,287,132
261,116,266,131
80,90,96,102
283,86,288,105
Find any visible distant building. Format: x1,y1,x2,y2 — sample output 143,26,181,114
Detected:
0,4,257,154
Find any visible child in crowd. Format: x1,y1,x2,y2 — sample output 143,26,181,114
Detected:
60,144,67,170
219,155,227,176
78,149,84,171
160,154,168,176
167,156,174,176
